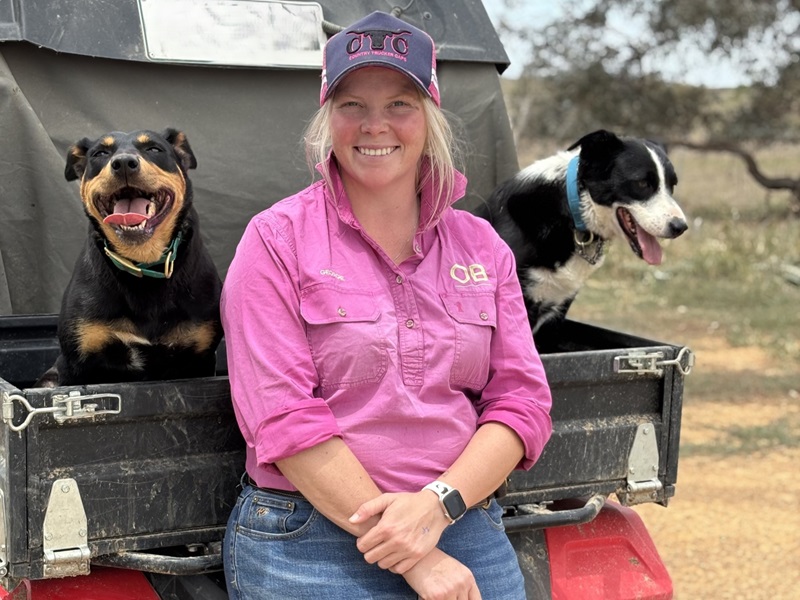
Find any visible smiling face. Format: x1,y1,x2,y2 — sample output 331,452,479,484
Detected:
65,129,197,264
330,67,427,198
575,133,688,266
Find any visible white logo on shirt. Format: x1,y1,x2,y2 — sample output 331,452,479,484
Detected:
320,269,345,281
450,263,488,284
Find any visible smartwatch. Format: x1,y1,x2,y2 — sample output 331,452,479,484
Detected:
423,481,467,523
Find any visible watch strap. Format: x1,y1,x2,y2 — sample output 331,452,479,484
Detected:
423,480,452,496
423,480,466,523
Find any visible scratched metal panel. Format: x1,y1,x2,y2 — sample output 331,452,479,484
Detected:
505,320,686,506
0,316,686,582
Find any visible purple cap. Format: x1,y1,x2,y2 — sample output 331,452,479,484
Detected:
320,11,440,106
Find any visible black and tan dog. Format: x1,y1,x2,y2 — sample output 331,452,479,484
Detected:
36,129,222,387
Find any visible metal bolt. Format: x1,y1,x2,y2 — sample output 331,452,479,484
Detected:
79,529,86,537
45,533,53,541
61,484,70,493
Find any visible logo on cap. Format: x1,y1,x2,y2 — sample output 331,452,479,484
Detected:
346,26,412,58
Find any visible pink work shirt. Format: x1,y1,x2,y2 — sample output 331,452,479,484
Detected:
221,160,552,493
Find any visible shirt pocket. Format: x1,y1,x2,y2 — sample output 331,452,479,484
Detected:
300,286,388,390
441,292,497,389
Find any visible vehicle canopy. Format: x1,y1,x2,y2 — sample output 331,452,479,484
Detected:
0,0,519,315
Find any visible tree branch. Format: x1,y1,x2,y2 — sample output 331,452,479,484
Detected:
668,140,800,207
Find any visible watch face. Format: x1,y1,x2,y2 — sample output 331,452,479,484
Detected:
442,489,467,521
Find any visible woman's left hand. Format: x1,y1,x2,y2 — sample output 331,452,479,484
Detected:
349,491,450,573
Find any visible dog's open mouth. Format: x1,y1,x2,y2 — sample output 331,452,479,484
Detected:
616,208,663,265
98,187,174,232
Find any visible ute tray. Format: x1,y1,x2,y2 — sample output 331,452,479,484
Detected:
0,314,688,583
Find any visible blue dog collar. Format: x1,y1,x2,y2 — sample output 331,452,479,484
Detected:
566,155,588,232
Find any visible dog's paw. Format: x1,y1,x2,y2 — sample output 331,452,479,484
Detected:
34,366,60,388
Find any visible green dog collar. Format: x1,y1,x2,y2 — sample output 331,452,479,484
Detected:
104,232,183,279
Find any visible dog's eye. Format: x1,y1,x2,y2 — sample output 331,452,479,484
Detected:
637,179,649,189
145,146,163,154
92,149,110,158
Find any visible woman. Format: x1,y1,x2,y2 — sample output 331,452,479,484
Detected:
221,11,552,600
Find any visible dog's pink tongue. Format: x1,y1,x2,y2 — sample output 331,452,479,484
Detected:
638,229,663,265
103,197,150,226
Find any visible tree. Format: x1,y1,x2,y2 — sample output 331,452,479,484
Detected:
496,0,800,210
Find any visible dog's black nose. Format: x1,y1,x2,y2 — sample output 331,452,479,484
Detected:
668,218,688,237
111,154,140,175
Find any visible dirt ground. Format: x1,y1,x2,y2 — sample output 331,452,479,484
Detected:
633,337,800,600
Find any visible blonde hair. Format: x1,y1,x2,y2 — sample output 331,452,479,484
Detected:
303,90,462,229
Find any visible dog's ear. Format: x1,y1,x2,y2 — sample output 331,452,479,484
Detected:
162,128,198,171
574,130,625,162
567,129,623,155
567,129,611,151
65,138,93,182
570,130,626,179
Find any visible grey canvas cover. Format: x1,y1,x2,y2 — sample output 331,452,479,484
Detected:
0,0,519,315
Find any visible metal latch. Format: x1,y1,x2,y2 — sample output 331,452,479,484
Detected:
618,423,663,506
42,478,91,578
2,391,122,432
613,346,694,377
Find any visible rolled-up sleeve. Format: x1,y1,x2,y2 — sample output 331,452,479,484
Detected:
475,237,553,469
221,213,341,472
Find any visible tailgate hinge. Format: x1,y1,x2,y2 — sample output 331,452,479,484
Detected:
613,346,694,377
42,478,91,578
617,423,663,506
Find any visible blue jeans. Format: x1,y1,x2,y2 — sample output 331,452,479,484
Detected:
224,484,526,599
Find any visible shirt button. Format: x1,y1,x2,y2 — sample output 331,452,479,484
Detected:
338,307,347,317
396,275,404,284
405,319,415,329
414,244,421,253
480,312,489,321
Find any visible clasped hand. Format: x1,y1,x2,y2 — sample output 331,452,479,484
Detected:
349,491,482,599
349,490,448,574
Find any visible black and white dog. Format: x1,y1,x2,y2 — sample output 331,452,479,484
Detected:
478,129,688,343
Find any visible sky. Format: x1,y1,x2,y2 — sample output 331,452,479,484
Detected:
481,0,750,88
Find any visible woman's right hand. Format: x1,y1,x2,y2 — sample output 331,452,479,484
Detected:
350,490,449,573
402,549,481,600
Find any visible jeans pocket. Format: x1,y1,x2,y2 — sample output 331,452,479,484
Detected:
477,499,506,532
237,488,317,541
